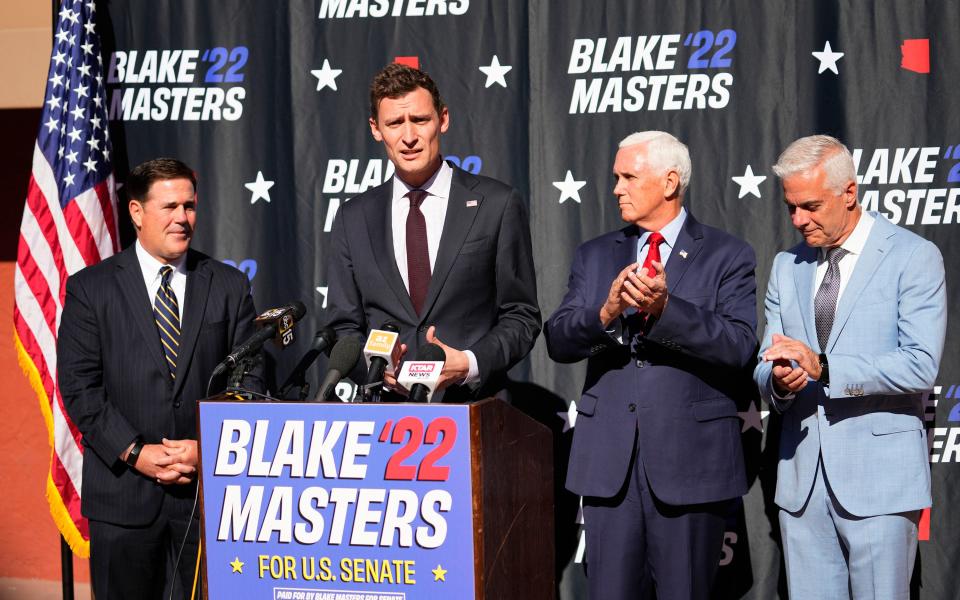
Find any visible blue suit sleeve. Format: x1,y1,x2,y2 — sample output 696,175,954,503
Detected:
648,243,758,369
754,252,792,412
544,245,619,364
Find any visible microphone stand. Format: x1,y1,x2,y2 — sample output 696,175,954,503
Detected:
226,355,261,400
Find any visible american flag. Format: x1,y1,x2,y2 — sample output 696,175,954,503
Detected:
14,0,119,557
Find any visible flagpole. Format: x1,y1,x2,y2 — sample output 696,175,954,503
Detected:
56,10,72,600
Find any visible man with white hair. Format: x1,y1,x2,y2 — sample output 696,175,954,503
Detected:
545,131,758,599
755,134,946,598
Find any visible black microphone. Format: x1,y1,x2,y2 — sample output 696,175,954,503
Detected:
361,322,400,401
399,343,446,403
277,327,338,398
211,301,307,378
313,337,364,402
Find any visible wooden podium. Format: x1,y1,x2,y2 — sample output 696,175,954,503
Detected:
467,398,554,599
197,397,554,600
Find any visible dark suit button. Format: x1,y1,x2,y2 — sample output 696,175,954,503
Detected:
173,400,181,408
417,326,425,333
628,403,636,412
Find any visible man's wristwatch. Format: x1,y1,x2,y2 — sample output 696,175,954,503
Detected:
125,438,144,468
817,353,829,385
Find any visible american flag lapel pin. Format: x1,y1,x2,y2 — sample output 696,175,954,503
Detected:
466,199,478,207
679,250,688,259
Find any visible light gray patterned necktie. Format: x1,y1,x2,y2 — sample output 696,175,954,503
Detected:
814,247,849,352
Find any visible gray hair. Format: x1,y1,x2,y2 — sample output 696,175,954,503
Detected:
772,135,856,195
619,131,692,196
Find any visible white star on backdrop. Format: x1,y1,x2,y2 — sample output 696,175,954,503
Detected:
479,55,512,89
737,401,769,433
245,171,274,204
812,41,844,75
731,165,767,199
311,59,342,91
557,400,578,432
553,170,586,204
315,286,329,309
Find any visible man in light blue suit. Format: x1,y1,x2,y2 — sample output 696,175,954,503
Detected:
754,135,946,599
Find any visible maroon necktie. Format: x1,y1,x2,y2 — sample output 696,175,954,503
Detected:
406,189,431,315
641,232,665,277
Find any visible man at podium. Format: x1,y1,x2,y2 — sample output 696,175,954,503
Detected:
325,63,541,402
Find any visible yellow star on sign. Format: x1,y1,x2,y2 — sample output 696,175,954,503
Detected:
432,564,447,581
230,557,244,573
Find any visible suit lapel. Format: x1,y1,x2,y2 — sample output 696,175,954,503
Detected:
173,250,210,397
792,244,819,348
420,168,482,321
114,247,168,377
664,214,703,292
827,217,893,351
363,183,418,321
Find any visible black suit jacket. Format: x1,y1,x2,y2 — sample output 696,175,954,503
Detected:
57,245,260,526
325,164,541,402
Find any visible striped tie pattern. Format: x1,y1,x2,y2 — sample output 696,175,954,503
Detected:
154,265,181,379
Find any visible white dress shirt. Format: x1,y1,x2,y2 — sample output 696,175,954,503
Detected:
389,161,479,385
814,210,875,302
135,240,187,321
636,206,688,268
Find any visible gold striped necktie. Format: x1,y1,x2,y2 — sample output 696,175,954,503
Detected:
154,265,181,379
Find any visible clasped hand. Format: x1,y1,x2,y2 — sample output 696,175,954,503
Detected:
762,333,822,394
599,261,668,327
133,438,198,485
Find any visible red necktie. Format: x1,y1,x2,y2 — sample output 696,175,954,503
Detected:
406,189,431,315
641,232,665,277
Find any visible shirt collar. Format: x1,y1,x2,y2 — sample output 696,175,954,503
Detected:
135,239,187,282
819,210,874,260
391,160,453,205
639,206,687,249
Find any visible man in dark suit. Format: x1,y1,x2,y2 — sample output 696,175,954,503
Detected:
544,131,757,599
325,63,540,402
58,158,261,599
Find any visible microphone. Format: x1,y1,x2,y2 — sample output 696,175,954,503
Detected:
313,337,364,402
361,323,400,401
212,301,307,378
398,343,446,403
277,327,338,398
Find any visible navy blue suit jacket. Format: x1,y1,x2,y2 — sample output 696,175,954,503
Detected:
545,214,757,505
57,245,260,526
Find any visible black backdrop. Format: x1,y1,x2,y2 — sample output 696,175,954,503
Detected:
96,1,960,597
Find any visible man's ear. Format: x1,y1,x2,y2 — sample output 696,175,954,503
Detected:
369,117,383,142
128,199,143,231
663,169,681,199
842,180,858,208
438,106,450,134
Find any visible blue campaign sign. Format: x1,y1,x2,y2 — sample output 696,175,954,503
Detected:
198,401,475,600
